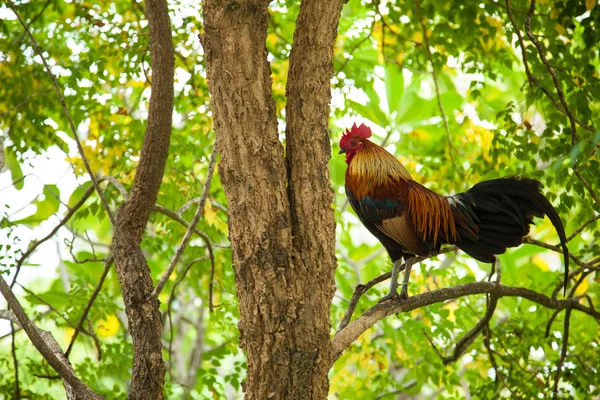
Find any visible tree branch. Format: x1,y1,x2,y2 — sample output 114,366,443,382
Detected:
152,145,217,299
523,0,600,210
152,204,216,296
505,0,593,133
336,246,457,333
553,306,572,398
110,0,174,397
11,183,95,288
572,168,600,209
331,282,599,362
10,321,19,400
65,256,113,358
0,278,105,399
566,214,600,242
483,325,501,383
440,294,499,365
524,0,577,146
167,256,208,379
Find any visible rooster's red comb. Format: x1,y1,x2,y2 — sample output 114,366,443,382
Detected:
340,123,372,148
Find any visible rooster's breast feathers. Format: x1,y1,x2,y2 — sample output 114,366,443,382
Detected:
345,142,465,256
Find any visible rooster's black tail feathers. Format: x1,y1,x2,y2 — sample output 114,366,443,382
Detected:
451,177,569,295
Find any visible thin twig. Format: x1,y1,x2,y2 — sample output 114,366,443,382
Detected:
178,197,202,215
553,307,572,398
11,322,20,400
11,183,95,288
66,231,107,264
152,146,218,299
423,329,445,360
65,256,113,358
566,214,600,242
12,282,102,359
523,237,593,298
152,204,216,268
337,19,376,73
506,0,593,133
440,294,499,365
525,0,577,146
167,256,208,379
182,310,205,397
573,168,600,209
0,89,52,119
524,0,600,211
208,246,217,313
483,325,501,383
414,0,460,174
102,175,129,201
374,1,422,46
7,0,115,226
545,309,560,338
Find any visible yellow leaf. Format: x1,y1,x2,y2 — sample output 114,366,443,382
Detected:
443,301,459,323
575,275,589,295
556,23,566,35
529,133,541,145
96,314,120,337
532,255,550,272
159,292,169,304
204,200,228,235
586,0,596,10
267,33,277,48
65,327,75,343
413,31,423,43
410,128,431,140
396,50,403,64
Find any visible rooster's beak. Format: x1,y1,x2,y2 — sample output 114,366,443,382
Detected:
338,148,347,154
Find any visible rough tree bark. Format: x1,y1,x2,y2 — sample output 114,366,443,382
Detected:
111,0,174,399
284,0,345,395
201,0,343,398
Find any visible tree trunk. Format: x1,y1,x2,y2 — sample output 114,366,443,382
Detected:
111,0,174,398
284,0,345,395
201,0,343,398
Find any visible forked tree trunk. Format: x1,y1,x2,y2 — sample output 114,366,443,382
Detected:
201,0,343,398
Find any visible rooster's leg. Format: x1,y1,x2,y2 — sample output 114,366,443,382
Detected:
379,258,404,302
399,256,415,299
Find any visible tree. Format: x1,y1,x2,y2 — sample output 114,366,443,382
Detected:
1,0,599,399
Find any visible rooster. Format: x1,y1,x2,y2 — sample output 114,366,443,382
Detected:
339,123,569,300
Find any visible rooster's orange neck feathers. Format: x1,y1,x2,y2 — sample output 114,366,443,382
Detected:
347,140,412,196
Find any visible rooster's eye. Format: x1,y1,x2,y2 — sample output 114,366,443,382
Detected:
350,140,356,146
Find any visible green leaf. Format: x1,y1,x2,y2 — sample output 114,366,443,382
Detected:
384,63,405,115
13,185,61,226
68,184,92,208
4,149,24,190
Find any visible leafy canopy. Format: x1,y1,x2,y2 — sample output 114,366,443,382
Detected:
0,0,599,398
